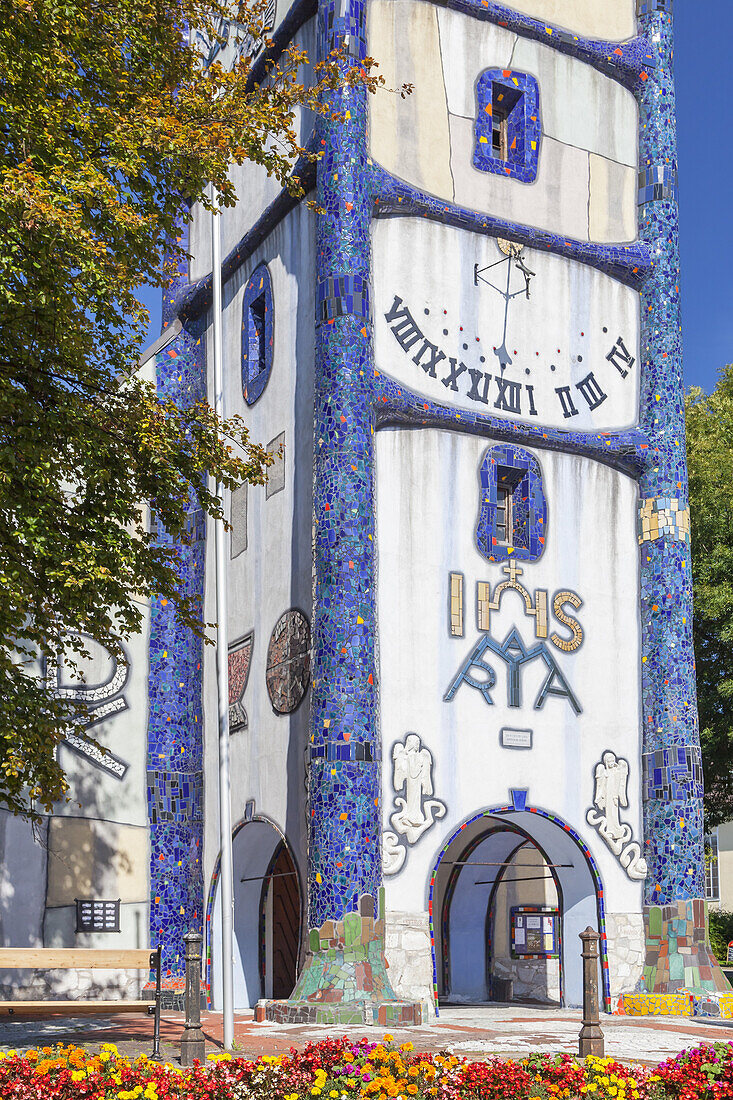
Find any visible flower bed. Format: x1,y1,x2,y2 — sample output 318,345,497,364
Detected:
1,1036,732,1100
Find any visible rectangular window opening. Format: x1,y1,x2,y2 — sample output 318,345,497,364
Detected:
491,83,523,163
496,465,526,545
705,831,720,901
248,294,267,382
496,485,512,544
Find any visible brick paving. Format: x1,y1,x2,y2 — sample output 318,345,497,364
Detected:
1,1005,732,1065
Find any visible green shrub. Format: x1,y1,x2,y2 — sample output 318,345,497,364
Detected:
708,907,733,963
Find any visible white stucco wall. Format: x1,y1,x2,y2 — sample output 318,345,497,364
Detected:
376,427,645,1003
190,17,317,282
373,218,640,433
202,204,314,1000
495,0,635,41
368,1,638,242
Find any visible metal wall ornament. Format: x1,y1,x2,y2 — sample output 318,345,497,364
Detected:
382,733,446,876
266,609,311,715
586,751,648,881
228,632,253,733
46,636,131,779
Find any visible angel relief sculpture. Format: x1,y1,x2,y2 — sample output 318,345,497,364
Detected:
586,750,647,881
382,733,446,876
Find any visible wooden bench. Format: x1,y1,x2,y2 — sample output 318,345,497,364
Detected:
0,946,162,1058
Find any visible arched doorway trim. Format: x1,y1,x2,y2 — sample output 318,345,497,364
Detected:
204,814,303,1007
428,803,610,1014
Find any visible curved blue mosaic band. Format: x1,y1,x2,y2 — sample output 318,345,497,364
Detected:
437,0,654,93
636,5,705,903
372,368,649,478
371,165,651,290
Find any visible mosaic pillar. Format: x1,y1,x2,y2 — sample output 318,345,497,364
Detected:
263,0,422,1026
146,221,206,1006
637,0,727,997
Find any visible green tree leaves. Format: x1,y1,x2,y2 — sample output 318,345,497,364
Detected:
687,365,733,826
0,0,380,815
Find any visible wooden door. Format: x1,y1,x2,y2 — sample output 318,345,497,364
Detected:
270,844,300,999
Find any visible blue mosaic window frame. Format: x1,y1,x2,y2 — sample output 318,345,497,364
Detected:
241,263,274,406
476,444,547,564
473,69,541,184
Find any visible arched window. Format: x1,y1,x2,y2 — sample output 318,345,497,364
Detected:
241,263,274,405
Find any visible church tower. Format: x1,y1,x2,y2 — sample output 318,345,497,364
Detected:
1,0,725,1024
157,0,728,1019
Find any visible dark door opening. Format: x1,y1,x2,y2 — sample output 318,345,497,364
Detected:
264,842,301,999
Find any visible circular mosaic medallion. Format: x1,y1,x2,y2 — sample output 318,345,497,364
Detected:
266,609,311,714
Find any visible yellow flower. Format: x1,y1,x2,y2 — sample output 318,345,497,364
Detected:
383,1035,394,1043
330,1091,339,1097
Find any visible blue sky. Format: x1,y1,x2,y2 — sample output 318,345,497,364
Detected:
676,2,733,393
138,9,731,395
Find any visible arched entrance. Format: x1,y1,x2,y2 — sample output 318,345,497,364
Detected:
208,819,302,1009
431,807,607,1009
260,841,300,999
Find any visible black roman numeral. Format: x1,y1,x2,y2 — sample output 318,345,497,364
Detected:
494,377,521,415
467,369,492,404
606,336,635,378
555,386,579,419
576,371,607,410
412,340,446,378
441,358,467,392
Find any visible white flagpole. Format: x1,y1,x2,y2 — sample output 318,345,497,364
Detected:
211,184,235,1050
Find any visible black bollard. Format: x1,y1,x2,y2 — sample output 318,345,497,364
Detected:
578,927,604,1057
180,930,207,1066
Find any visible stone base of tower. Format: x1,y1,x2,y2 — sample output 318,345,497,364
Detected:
613,900,733,1017
643,900,729,995
258,893,429,1025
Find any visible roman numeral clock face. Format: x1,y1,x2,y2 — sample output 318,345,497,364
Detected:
373,226,641,433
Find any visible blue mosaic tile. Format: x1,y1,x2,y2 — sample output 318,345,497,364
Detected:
147,215,206,987
241,262,274,405
475,444,547,564
473,68,541,183
637,3,706,905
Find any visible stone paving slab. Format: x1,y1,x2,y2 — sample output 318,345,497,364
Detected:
1,1005,732,1065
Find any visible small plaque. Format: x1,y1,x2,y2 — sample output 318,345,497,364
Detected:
75,898,121,933
501,727,533,749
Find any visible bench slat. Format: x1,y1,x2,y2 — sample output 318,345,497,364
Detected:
0,949,154,970
0,1000,153,1015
